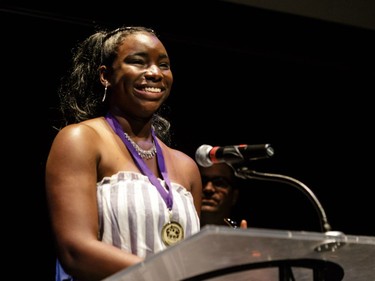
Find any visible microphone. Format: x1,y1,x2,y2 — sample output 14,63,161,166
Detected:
195,144,274,167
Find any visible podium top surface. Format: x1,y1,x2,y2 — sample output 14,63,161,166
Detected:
103,226,375,281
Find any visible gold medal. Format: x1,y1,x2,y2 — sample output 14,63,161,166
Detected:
162,221,184,246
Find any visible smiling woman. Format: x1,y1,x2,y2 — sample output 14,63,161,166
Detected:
2,2,375,281
44,25,202,281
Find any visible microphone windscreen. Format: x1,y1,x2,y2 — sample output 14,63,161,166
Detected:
195,144,213,167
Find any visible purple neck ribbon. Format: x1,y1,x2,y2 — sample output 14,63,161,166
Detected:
105,113,173,210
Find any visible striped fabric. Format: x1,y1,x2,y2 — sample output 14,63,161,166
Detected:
97,171,200,257
56,171,200,281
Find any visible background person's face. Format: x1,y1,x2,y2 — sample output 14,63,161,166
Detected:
200,163,238,215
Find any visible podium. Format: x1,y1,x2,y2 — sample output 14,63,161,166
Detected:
102,225,375,281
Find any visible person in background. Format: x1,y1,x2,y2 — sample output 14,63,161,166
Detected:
200,163,280,280
199,162,247,229
45,25,201,281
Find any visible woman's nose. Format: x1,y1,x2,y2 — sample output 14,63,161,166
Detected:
144,65,162,77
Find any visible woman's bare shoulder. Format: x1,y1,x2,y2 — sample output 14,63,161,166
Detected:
54,118,107,140
50,118,109,154
166,146,200,180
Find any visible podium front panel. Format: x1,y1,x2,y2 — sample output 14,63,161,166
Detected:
102,226,375,281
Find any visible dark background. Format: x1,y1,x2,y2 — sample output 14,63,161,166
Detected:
2,1,374,279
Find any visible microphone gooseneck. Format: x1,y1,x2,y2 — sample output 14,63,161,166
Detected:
233,166,333,233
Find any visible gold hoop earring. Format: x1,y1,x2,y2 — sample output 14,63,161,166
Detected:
102,81,108,102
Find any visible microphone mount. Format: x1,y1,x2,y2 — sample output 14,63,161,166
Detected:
231,165,333,233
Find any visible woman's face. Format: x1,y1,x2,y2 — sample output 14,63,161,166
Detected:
108,32,173,119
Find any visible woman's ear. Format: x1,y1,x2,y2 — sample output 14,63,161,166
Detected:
99,65,110,87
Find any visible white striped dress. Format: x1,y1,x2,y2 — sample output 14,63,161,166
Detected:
55,171,200,281
97,171,200,257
